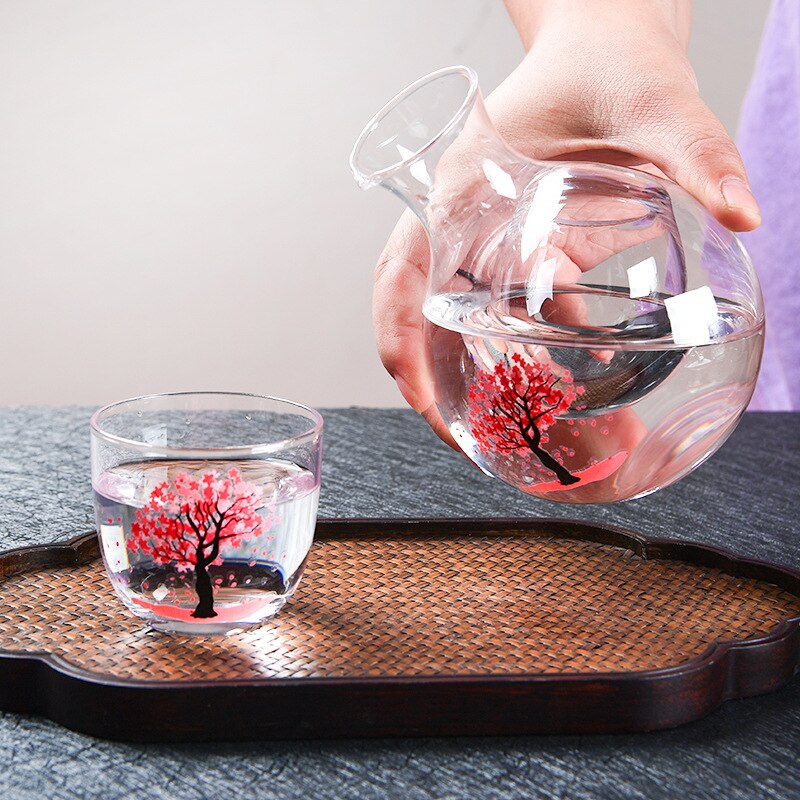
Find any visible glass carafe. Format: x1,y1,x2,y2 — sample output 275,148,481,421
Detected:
350,66,763,503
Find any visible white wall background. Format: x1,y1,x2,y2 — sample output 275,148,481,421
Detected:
0,0,771,407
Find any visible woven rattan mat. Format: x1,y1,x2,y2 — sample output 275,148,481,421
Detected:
2,531,799,682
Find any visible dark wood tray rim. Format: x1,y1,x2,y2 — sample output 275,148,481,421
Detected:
2,517,799,739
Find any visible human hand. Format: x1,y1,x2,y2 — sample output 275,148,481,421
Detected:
373,0,760,445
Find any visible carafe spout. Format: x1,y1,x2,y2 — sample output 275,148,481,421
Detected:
349,66,517,227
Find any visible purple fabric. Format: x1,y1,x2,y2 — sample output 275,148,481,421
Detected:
738,0,800,409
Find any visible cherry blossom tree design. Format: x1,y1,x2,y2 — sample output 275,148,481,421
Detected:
468,353,583,486
129,468,270,618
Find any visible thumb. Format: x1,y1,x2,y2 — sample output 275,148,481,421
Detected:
372,210,435,413
373,211,461,451
632,93,761,232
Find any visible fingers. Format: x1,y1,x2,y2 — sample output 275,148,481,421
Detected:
421,403,459,450
625,92,761,232
490,58,761,233
372,210,435,413
373,211,463,451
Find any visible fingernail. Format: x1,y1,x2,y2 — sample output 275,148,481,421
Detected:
395,375,430,413
720,177,761,224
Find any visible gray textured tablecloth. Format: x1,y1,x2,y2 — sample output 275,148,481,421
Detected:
0,407,798,800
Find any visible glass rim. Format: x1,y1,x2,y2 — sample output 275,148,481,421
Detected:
90,391,323,458
349,64,479,188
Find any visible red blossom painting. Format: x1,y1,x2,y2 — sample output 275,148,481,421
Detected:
468,354,584,486
129,468,271,618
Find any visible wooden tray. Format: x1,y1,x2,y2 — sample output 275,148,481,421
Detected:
1,517,799,741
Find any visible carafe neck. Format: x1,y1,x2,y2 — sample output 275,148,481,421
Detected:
350,66,523,234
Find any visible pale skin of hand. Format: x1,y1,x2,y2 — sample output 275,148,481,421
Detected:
372,0,762,450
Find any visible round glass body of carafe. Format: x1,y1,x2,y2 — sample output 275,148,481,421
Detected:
352,66,764,504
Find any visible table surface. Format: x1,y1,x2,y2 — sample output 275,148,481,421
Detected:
0,407,798,800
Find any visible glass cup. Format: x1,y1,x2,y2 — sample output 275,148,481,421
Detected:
90,392,323,635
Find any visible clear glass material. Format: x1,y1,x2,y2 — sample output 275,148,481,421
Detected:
90,392,323,634
351,66,764,504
